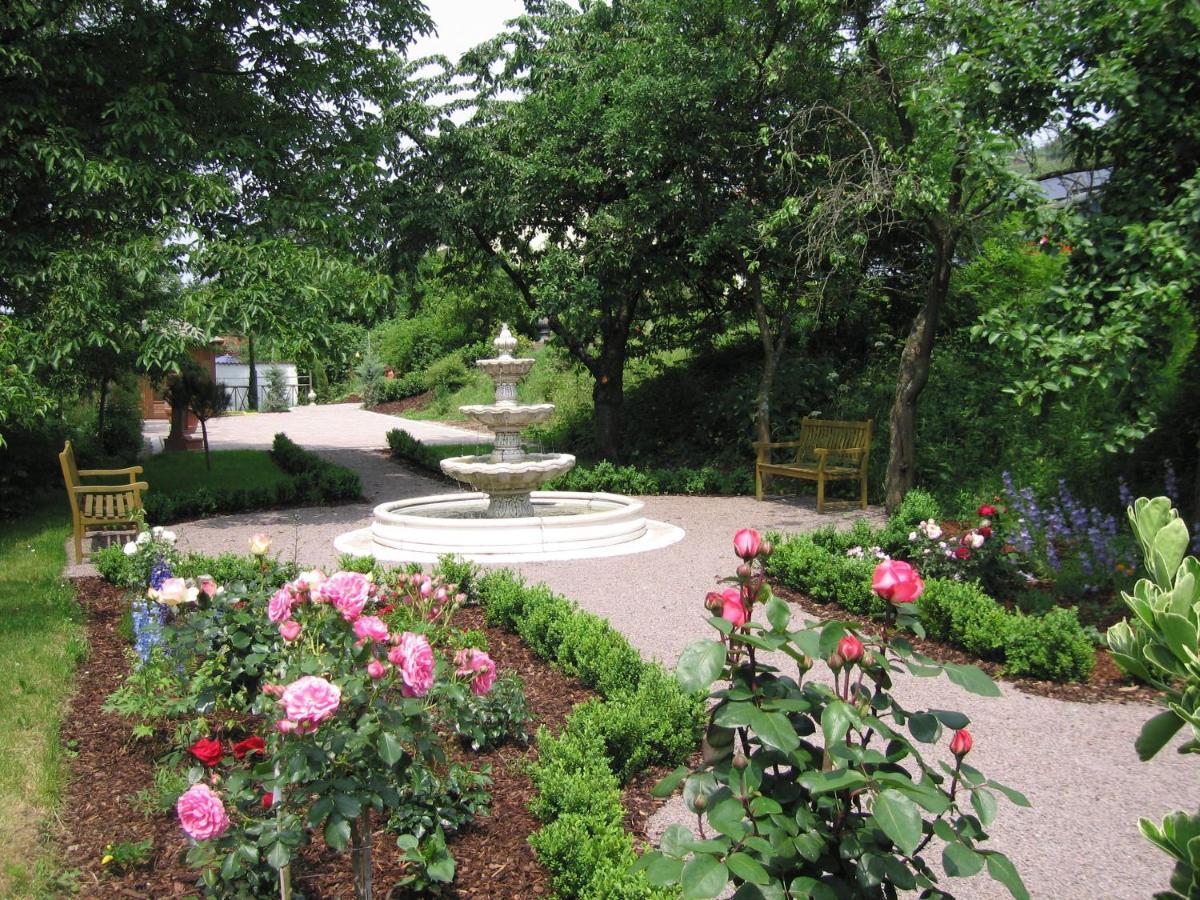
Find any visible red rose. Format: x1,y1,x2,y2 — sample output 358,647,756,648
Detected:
979,525,993,538
954,547,971,560
232,736,266,759
978,504,997,517
377,604,395,616
950,728,973,757
189,737,224,767
262,792,274,809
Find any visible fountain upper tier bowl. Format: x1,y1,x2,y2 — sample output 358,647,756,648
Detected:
439,452,576,495
332,491,684,563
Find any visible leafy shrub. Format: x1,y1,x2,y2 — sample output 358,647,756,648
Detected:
441,674,531,751
387,761,492,841
260,365,291,412
425,353,472,395
768,532,1095,681
876,488,942,551
355,353,388,407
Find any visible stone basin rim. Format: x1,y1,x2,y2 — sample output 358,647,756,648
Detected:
372,490,644,526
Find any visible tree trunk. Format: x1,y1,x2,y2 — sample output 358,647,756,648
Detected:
750,270,789,446
96,378,109,452
247,333,258,411
350,808,372,900
200,419,210,470
592,354,625,462
884,231,956,513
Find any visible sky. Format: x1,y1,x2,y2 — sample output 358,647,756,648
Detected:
409,0,527,64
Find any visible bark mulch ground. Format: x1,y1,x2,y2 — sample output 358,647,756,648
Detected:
369,394,434,418
773,582,1160,705
58,582,661,898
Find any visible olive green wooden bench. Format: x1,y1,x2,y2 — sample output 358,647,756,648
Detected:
753,418,872,513
59,440,148,563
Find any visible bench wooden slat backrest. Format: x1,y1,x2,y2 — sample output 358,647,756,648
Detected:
794,418,872,469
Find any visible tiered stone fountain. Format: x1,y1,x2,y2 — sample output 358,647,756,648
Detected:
439,324,574,518
335,325,684,563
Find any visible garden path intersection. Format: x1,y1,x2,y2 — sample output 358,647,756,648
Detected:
71,403,1198,899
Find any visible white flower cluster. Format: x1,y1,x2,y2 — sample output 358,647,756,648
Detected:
122,526,178,556
846,545,889,560
909,519,942,541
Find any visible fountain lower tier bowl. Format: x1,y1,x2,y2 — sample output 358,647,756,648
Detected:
456,404,556,431
333,491,685,563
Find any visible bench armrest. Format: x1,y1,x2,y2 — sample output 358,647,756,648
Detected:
72,482,149,494
752,440,805,449
78,465,143,478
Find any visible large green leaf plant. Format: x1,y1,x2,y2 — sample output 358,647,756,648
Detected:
638,531,1030,899
1108,497,1200,898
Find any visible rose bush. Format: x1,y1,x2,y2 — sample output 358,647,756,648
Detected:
639,532,1031,899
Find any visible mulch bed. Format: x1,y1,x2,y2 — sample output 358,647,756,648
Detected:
58,581,660,898
370,393,434,417
772,582,1161,705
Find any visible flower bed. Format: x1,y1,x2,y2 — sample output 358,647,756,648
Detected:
67,534,700,898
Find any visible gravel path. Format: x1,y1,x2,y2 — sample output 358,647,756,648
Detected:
85,404,1199,897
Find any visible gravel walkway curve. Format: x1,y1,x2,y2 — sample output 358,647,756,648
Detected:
94,405,1200,897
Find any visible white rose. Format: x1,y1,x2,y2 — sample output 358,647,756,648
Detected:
151,526,163,539
969,532,986,549
162,530,177,544
136,531,151,545
123,541,138,557
926,525,943,540
908,531,918,542
150,577,199,608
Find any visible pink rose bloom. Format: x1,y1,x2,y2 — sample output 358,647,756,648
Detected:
733,528,762,561
279,620,301,642
353,616,389,644
872,559,925,604
320,571,372,621
366,659,387,680
275,718,297,734
718,586,748,627
281,675,341,728
268,587,294,624
419,579,433,598
388,632,435,698
292,569,326,602
176,783,230,842
198,575,219,599
455,649,497,695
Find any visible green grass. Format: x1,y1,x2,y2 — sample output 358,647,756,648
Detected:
141,449,289,499
0,499,85,896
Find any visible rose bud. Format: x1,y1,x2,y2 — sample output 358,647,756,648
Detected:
733,528,762,561
836,633,864,665
692,793,707,811
828,651,845,671
758,540,773,559
949,728,973,758
732,752,749,771
366,659,386,680
736,563,753,580
796,655,813,674
704,590,724,612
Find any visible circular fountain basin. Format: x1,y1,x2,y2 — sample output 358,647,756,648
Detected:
333,491,685,563
440,452,576,492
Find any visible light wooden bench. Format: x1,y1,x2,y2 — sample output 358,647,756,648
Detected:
753,418,872,513
59,440,148,563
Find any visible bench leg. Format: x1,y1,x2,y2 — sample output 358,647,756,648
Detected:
860,474,868,509
817,475,825,514
73,527,83,564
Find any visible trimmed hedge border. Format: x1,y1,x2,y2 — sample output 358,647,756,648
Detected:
142,433,362,523
766,533,1095,682
386,428,753,497
475,569,702,899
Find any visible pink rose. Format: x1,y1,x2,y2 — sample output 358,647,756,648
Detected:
367,659,387,680
871,559,925,604
320,571,372,621
267,587,294,624
176,783,230,841
454,648,497,695
280,675,341,729
279,620,301,642
950,728,973,757
717,586,748,627
388,632,434,698
836,633,864,664
353,616,389,644
733,528,762,561
294,569,326,601
276,718,297,734
198,576,219,598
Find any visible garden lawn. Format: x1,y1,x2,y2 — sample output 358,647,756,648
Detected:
141,449,289,499
0,501,85,897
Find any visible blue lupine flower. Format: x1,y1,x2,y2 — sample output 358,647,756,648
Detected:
149,555,172,590
131,599,167,664
1164,461,1180,504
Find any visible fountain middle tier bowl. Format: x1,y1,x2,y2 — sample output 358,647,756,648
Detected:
475,357,536,379
456,404,557,431
440,451,575,492
332,491,685,562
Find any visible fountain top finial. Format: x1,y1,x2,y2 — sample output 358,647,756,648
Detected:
493,323,517,359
